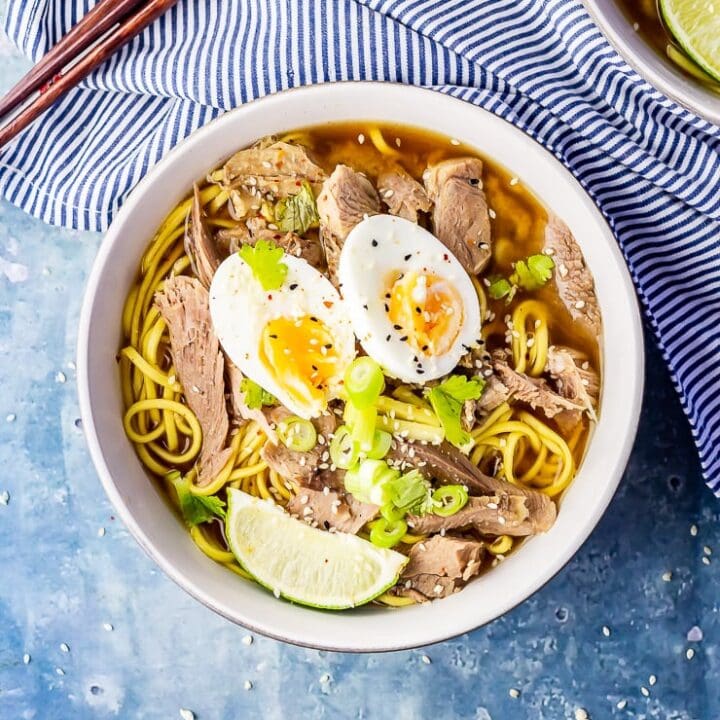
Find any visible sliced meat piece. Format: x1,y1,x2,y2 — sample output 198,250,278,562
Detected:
155,277,232,485
247,216,324,268
185,184,223,289
543,215,601,339
396,535,484,601
388,440,556,533
316,165,381,282
377,166,431,223
407,495,535,536
222,141,327,205
215,224,252,255
477,374,512,415
546,345,599,416
492,350,584,420
260,410,337,487
462,399,477,432
286,488,377,534
424,157,491,275
224,359,277,441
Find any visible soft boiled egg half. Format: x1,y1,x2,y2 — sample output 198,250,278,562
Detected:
210,252,355,419
338,215,482,383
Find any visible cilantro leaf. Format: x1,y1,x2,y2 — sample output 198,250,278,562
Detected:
386,470,433,516
510,254,554,291
169,472,226,526
487,276,513,300
240,377,277,410
238,239,288,290
426,375,485,451
274,181,319,235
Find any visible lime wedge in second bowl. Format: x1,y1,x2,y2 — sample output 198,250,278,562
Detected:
660,0,720,82
225,489,408,609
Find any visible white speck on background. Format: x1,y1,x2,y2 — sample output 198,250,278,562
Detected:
98,527,105,537
687,625,703,642
690,524,698,536
241,634,253,646
649,674,657,686
23,653,30,664
0,255,28,283
662,571,672,582
179,709,194,720
0,490,9,505
60,643,70,653
509,688,520,699
6,413,16,422
56,667,65,676
602,626,611,637
420,654,431,665
616,699,627,709
102,623,114,632
243,680,253,690
686,648,695,660
55,371,66,383
84,675,124,713
640,686,649,697
574,709,589,720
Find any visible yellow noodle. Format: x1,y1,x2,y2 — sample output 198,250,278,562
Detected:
511,299,549,377
229,461,269,481
367,126,400,157
376,593,416,607
223,562,252,579
488,535,513,555
190,525,236,563
191,431,245,496
256,469,272,500
400,532,427,545
122,284,139,339
207,217,239,229
120,346,182,392
471,402,512,438
269,469,292,501
135,443,172,476
208,189,229,215
171,256,192,276
471,275,489,324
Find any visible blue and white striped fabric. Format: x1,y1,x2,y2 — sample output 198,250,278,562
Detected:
3,0,720,492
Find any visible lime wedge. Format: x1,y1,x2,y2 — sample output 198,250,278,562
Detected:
660,0,720,82
225,489,408,609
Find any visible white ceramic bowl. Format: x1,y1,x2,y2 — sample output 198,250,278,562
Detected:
584,0,720,125
78,83,644,652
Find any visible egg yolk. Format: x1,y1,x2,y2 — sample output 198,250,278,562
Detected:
387,271,464,356
259,315,339,413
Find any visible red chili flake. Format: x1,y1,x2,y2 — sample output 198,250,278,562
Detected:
443,253,449,261
323,300,333,308
273,234,281,240
295,180,302,186
267,294,273,300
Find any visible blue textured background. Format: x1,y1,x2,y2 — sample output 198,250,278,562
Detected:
0,26,718,720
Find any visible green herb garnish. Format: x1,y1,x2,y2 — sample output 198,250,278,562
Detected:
274,181,319,235
169,472,226,526
238,239,288,290
511,254,555,291
240,377,276,409
487,276,513,300
426,374,485,451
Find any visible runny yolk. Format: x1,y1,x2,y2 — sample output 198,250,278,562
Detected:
259,315,339,412
387,271,464,356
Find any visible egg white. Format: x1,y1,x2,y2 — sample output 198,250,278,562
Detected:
210,252,356,419
337,215,481,383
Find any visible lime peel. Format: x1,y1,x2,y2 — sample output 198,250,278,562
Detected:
225,489,408,609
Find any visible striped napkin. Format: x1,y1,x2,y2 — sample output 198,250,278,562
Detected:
3,0,720,492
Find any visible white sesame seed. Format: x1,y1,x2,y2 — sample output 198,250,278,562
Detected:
421,654,432,664
602,626,611,637
56,667,65,676
702,556,711,565
179,710,195,720
450,138,460,146
103,623,113,632
433,584,443,594
662,571,672,582
300,495,309,505
244,680,253,690
616,699,627,709
509,688,520,699
640,686,649,697
633,21,639,30
55,371,66,383
60,643,70,653
67,361,76,370
574,709,588,720
686,648,695,660
97,527,105,537
488,208,496,219
690,524,698,536
23,653,30,664
575,300,586,309
687,625,703,642
649,674,657,686
242,634,253,646
0,491,9,506
6,413,16,422
509,177,519,186
704,545,712,555
320,673,331,683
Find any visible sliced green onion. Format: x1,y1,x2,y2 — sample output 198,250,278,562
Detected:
376,414,445,444
344,458,399,506
350,404,377,453
370,518,407,548
328,425,359,469
387,469,432,515
366,429,392,460
277,417,317,452
380,502,406,522
344,357,385,409
431,485,469,517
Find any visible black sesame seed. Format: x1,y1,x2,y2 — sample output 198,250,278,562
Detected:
417,369,425,375
385,293,391,299
323,520,330,530
469,177,480,186
289,283,298,290
386,335,391,342
324,344,333,350
393,324,402,330
312,365,318,371
269,334,278,339
371,239,378,247
421,345,429,351
399,335,409,342
310,316,319,322
415,307,421,314
384,303,390,312
404,254,412,261
363,304,368,310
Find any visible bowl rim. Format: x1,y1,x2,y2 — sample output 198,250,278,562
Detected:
582,0,720,125
77,81,645,652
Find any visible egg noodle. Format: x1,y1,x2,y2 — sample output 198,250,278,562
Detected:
120,181,577,604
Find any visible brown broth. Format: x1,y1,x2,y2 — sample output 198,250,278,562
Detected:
614,0,668,55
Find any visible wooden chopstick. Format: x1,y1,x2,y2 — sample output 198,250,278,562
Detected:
0,0,147,121
0,0,179,151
